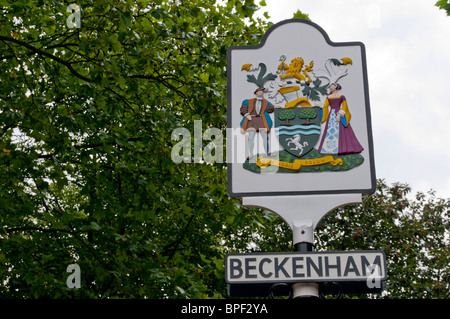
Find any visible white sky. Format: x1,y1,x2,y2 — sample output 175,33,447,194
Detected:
255,0,450,198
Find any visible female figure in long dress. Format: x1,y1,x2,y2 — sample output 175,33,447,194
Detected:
318,83,364,155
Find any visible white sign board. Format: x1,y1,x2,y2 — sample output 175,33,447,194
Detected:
227,19,376,198
225,251,386,284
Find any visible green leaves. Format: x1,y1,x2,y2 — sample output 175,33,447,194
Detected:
0,0,274,299
105,34,122,53
278,109,295,121
298,107,317,119
301,78,328,101
246,63,277,88
435,0,450,15
316,180,449,299
2,0,445,301
293,10,310,21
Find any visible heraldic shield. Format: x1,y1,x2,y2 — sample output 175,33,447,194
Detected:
275,106,322,158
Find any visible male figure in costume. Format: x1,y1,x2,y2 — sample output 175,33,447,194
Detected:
240,87,274,159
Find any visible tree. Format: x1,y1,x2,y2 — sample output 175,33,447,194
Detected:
315,180,449,299
301,78,328,101
278,109,295,126
298,107,317,125
0,0,273,298
225,180,449,299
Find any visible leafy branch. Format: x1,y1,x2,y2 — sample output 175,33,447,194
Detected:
301,78,328,101
435,0,450,15
246,63,277,88
0,35,94,83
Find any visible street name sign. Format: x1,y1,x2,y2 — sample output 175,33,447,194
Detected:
226,250,386,284
225,19,381,298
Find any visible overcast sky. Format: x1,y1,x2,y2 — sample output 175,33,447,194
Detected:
255,0,450,198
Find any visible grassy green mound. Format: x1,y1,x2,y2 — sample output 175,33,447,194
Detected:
243,148,364,174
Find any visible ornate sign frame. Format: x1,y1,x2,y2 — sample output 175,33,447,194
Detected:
227,19,376,198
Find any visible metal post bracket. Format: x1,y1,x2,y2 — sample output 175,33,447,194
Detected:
292,220,314,246
242,193,362,233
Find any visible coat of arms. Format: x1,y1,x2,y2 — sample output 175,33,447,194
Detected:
227,19,376,197
239,55,365,174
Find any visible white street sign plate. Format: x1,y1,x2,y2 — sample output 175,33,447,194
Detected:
225,250,386,284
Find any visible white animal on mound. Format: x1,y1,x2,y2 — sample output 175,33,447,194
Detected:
286,134,309,155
